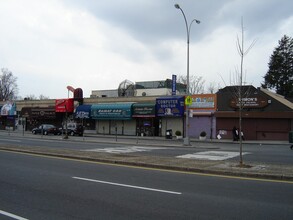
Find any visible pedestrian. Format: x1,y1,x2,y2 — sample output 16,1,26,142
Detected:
240,130,245,141
232,126,239,141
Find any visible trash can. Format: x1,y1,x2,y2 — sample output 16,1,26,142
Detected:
289,131,293,143
166,129,173,139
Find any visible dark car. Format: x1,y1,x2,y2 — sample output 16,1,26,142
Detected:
32,124,61,135
60,123,84,136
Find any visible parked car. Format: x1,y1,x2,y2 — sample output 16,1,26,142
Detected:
60,123,84,136
32,124,61,135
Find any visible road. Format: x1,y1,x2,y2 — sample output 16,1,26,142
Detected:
0,132,292,165
0,150,293,220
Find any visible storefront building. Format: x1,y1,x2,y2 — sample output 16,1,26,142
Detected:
189,94,217,139
20,106,58,131
91,103,136,135
215,86,293,141
132,103,158,136
156,96,184,137
74,104,95,130
0,102,17,130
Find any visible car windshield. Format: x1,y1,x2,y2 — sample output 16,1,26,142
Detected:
39,124,55,129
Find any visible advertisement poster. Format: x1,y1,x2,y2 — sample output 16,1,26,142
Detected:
55,98,74,113
190,94,217,110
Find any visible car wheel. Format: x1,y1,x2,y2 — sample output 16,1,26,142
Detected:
32,130,36,134
70,131,75,136
44,131,48,135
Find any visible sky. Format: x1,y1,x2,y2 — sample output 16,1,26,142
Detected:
0,0,293,99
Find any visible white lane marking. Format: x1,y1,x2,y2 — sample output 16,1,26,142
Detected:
0,139,21,143
84,146,166,154
0,210,29,220
177,151,250,161
73,176,181,195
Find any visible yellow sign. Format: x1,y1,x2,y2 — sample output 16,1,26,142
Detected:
185,96,192,106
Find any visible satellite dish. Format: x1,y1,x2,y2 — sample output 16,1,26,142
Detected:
118,79,135,97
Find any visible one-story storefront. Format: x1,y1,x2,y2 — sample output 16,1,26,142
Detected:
20,106,58,131
156,96,185,137
188,94,217,139
215,85,293,141
91,103,136,135
0,102,17,130
75,97,185,137
132,103,158,136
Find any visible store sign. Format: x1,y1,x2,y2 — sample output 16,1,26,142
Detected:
32,108,55,118
172,74,177,96
91,103,132,120
0,102,16,116
55,98,74,113
75,105,91,119
75,111,89,119
230,96,268,108
156,96,184,117
190,94,216,110
92,109,130,119
20,107,56,119
132,104,155,117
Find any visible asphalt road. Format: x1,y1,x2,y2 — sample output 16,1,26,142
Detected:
0,150,293,220
0,132,292,165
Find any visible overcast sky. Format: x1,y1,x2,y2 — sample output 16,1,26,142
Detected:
1,0,292,99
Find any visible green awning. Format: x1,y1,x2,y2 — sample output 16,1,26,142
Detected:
91,103,133,120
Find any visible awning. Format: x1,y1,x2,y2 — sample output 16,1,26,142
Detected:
21,107,56,119
132,103,155,118
91,103,133,120
55,98,74,113
75,105,91,119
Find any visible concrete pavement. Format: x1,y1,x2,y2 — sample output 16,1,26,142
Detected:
1,130,293,181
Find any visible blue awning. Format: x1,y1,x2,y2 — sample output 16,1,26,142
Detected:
91,103,133,120
75,105,91,119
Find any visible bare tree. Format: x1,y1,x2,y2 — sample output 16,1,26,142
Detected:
39,94,50,100
206,82,221,94
234,18,256,166
24,94,50,100
178,75,205,94
0,68,18,101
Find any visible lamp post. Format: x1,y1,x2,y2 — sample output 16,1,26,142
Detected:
174,3,200,146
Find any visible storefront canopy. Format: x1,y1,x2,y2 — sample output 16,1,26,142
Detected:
91,103,133,120
75,105,91,119
21,107,56,119
132,103,155,117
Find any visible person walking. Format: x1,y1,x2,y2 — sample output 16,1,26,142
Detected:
232,126,239,141
240,130,245,141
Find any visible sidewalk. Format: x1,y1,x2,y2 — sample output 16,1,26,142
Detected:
1,130,293,181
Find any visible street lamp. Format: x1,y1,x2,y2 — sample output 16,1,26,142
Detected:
174,3,200,146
